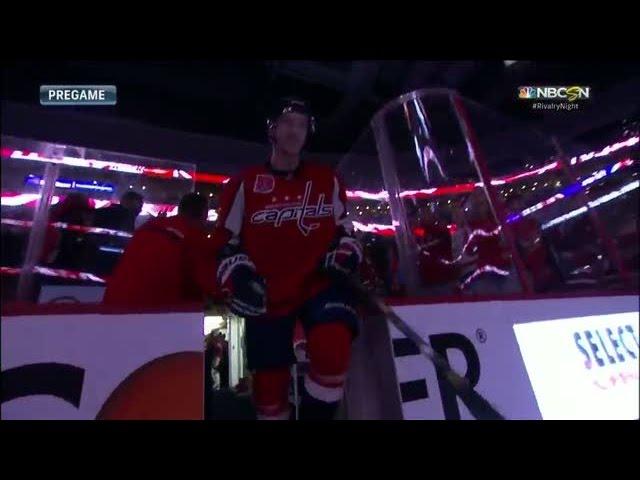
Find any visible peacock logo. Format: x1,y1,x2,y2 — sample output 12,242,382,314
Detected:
518,87,533,99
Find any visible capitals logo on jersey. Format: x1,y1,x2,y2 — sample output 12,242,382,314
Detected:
250,181,334,236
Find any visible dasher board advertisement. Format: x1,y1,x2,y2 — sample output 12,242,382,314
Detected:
513,311,639,420
389,295,638,420
1,309,204,420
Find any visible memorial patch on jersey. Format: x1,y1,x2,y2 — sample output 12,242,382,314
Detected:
254,174,275,194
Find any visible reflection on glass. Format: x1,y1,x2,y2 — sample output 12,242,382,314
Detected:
1,136,196,302
338,90,639,299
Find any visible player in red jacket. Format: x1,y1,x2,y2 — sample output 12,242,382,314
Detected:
103,193,219,308
214,98,362,420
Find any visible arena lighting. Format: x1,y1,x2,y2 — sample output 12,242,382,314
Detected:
541,180,640,230
1,218,134,238
541,207,589,230
99,246,125,254
356,169,637,237
25,174,115,193
346,190,390,201
0,192,219,222
506,158,635,223
345,156,628,202
1,213,220,241
344,136,638,201
569,136,639,165
2,148,198,182
1,157,636,240
3,185,636,286
352,158,635,234
1,159,635,240
460,265,511,289
3,136,637,195
7,174,632,242
0,265,105,283
420,226,502,266
0,192,171,213
352,221,397,235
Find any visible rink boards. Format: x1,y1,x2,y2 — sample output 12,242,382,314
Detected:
1,304,204,420
387,294,639,420
1,294,637,420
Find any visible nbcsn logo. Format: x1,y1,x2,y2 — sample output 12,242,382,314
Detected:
518,86,590,102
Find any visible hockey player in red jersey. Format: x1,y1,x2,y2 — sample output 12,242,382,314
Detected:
214,98,362,420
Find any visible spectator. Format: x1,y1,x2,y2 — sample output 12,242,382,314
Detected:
214,330,229,389
41,192,96,270
94,191,144,233
205,331,225,393
92,191,144,275
103,193,221,307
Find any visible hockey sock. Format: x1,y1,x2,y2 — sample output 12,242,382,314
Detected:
252,367,291,420
300,322,352,420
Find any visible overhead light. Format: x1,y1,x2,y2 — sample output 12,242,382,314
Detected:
24,175,114,193
504,60,518,67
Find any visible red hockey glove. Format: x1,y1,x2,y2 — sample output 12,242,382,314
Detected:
324,236,363,276
217,249,267,318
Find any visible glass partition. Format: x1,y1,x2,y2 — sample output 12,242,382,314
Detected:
1,135,196,302
338,89,638,298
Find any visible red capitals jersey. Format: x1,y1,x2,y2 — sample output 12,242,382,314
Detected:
215,161,353,317
104,215,219,308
